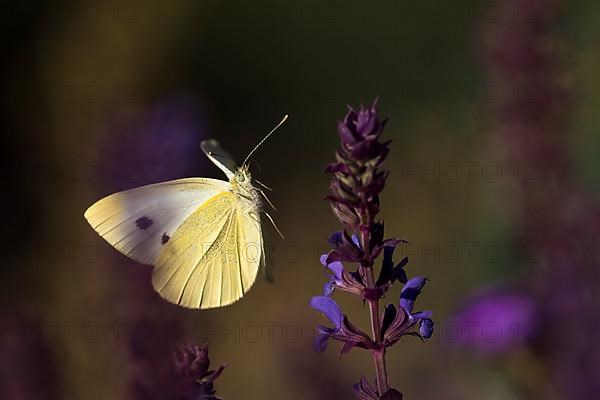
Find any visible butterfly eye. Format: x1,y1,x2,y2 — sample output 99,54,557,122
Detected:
238,174,246,182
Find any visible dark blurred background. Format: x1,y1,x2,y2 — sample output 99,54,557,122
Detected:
2,0,599,399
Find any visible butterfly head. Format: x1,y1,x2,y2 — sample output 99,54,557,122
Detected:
231,165,258,196
233,165,250,182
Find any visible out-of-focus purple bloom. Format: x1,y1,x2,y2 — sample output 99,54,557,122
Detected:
173,344,226,383
173,344,226,399
450,290,537,354
102,96,206,192
479,0,600,396
128,318,185,400
0,312,58,399
98,97,212,399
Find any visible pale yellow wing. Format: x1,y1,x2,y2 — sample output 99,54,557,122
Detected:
84,178,230,265
152,192,263,309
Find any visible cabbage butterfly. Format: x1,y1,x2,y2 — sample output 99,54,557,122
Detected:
84,115,288,309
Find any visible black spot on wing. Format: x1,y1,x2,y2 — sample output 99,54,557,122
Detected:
135,216,153,230
161,233,170,245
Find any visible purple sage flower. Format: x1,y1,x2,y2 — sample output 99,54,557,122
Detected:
311,100,434,399
311,295,375,354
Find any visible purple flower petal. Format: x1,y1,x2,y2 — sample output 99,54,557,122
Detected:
353,377,379,400
314,326,335,352
412,310,432,319
328,231,343,247
351,234,361,249
337,121,359,145
310,296,343,330
327,261,344,280
400,277,428,313
319,253,328,266
323,282,335,297
419,319,434,338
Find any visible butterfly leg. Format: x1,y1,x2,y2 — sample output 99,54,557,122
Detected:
255,179,272,191
264,211,284,239
257,189,277,211
246,209,261,225
244,208,284,239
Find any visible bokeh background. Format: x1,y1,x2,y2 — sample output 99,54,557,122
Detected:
2,0,599,399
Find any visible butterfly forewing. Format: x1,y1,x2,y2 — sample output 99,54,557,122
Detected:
201,139,238,180
84,178,230,265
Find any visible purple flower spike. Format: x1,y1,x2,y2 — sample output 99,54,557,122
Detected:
312,101,434,396
173,344,226,399
336,100,389,162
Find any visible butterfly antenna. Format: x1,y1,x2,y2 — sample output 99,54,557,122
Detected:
258,189,277,211
242,114,288,167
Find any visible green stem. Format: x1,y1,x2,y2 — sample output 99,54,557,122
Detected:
360,227,389,395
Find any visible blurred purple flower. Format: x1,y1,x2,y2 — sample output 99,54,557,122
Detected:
94,96,215,399
479,0,600,397
450,290,537,354
0,311,58,400
173,344,226,400
102,95,206,191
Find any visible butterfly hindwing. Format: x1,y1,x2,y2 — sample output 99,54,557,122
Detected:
152,191,263,309
84,178,230,265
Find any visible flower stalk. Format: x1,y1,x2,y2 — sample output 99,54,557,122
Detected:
360,227,388,393
311,100,434,399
